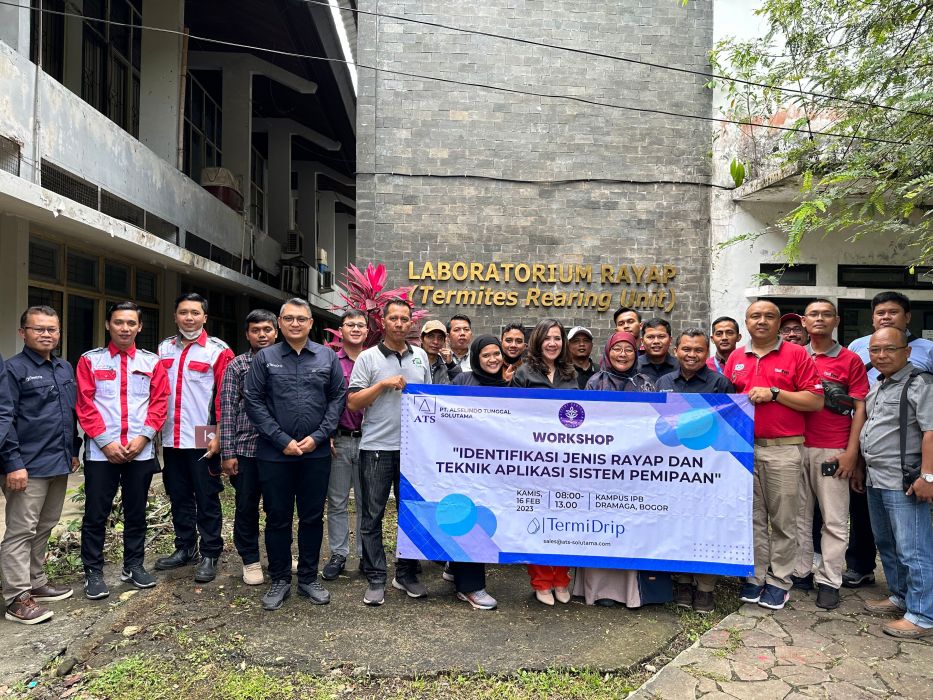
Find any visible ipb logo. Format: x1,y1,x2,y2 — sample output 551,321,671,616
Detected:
558,402,585,428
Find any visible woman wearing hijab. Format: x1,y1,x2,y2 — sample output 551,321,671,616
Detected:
444,336,512,610
574,331,660,608
511,319,577,606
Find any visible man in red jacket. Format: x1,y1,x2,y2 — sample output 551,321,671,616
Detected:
76,302,169,599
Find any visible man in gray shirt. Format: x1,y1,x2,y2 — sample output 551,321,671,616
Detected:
348,298,432,606
859,327,933,640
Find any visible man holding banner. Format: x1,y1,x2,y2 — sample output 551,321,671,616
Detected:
725,301,823,611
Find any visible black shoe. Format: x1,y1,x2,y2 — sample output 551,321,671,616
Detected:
673,582,694,609
121,565,156,589
842,569,875,588
154,547,198,571
297,580,331,605
262,580,291,611
84,571,110,600
816,584,840,610
595,598,617,608
194,556,218,583
791,573,814,591
321,554,346,581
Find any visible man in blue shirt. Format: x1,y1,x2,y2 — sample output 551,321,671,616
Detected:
244,298,346,611
844,291,933,589
0,353,13,464
1,306,81,625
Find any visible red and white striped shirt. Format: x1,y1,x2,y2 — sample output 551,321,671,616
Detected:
158,331,234,449
76,342,170,461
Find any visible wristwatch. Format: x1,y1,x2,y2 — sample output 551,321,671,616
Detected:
770,387,780,402
921,473,933,484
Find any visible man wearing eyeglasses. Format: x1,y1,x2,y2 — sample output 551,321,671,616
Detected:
1,306,81,625
858,327,933,639
843,291,933,590
321,310,369,581
244,298,346,611
155,293,234,584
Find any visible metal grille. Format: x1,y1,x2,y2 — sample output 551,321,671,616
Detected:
144,212,178,243
0,135,21,176
101,190,144,228
41,161,99,209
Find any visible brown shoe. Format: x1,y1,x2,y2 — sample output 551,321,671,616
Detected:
5,593,54,625
882,617,933,639
864,597,904,615
31,582,74,602
693,589,715,614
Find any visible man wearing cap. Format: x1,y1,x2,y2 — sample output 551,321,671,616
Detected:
725,300,823,611
421,320,460,384
568,327,596,389
780,313,809,347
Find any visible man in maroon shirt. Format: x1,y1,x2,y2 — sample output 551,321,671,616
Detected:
791,300,869,610
725,301,823,610
322,310,369,580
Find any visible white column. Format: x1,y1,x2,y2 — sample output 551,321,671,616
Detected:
0,0,30,56
138,0,184,165
221,67,252,208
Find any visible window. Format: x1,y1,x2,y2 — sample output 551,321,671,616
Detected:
250,146,267,232
837,265,933,289
28,235,161,358
30,0,65,82
183,71,223,179
81,0,142,136
759,263,817,286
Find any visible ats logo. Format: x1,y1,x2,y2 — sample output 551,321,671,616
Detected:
412,396,436,423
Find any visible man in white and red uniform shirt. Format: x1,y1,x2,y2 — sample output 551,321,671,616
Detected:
76,302,169,600
154,293,233,583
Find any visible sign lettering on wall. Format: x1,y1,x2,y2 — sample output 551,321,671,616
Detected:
408,261,679,313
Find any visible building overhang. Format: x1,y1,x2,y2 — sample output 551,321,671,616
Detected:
731,165,803,203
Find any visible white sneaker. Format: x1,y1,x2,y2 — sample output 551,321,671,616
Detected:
457,589,497,610
242,562,264,586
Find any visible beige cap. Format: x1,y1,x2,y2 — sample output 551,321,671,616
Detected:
420,320,448,336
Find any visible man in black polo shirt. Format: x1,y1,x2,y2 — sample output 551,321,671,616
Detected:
637,318,679,383
657,328,734,612
568,326,597,389
244,298,346,611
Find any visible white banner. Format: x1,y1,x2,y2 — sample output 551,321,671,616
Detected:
398,384,754,575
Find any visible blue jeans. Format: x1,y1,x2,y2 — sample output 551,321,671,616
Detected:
867,486,933,627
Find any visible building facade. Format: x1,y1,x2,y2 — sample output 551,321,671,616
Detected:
0,0,357,362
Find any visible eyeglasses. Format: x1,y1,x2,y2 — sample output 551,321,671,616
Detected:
867,345,908,355
342,322,367,329
804,311,836,319
23,326,60,335
780,326,804,334
281,316,310,325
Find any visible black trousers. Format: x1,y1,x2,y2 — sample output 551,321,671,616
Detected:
258,456,331,584
81,458,157,572
230,455,261,565
450,562,486,594
162,448,224,557
846,487,877,574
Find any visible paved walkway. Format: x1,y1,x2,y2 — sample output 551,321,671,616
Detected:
630,578,931,699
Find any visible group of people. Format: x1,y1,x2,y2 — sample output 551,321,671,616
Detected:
0,290,930,640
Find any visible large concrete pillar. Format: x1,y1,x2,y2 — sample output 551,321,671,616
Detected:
317,191,337,276
266,126,292,247
0,0,30,56
294,163,318,265
0,216,30,358
139,0,184,165
334,212,351,277
221,68,252,209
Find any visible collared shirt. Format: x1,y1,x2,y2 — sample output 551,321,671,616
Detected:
656,365,735,394
158,330,234,449
244,339,346,461
349,342,432,451
76,342,170,462
706,352,732,375
636,353,679,383
849,332,933,384
574,359,597,389
337,349,365,431
219,351,260,460
860,362,933,490
1,347,81,476
724,338,822,439
803,342,870,449
453,351,471,373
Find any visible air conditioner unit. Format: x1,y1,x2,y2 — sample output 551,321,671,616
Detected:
285,229,303,255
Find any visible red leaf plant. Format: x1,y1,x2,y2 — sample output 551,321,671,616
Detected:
326,263,430,351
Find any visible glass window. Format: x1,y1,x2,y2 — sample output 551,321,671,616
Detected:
66,295,97,367
135,269,158,302
67,250,100,289
759,263,817,286
29,238,61,283
137,305,159,352
104,261,130,296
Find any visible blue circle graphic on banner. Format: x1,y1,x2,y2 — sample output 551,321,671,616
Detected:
436,493,478,536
